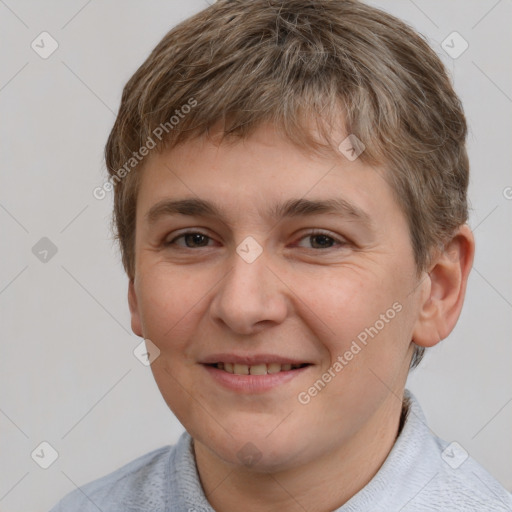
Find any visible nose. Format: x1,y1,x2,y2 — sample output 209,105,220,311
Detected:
209,245,289,335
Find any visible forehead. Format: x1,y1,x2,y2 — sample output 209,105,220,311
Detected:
135,124,403,232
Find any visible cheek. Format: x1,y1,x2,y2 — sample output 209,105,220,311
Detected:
307,271,383,331
136,265,209,352
305,267,410,363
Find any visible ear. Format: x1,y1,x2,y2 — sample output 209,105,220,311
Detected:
128,278,143,337
412,224,475,347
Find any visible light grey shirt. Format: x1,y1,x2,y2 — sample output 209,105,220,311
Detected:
49,389,512,511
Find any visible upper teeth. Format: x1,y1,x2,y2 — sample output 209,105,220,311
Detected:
215,362,304,375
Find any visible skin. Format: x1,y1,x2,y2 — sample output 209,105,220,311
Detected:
128,123,475,512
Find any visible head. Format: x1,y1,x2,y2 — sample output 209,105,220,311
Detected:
105,0,474,471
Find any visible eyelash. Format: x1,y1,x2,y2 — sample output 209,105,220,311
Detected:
165,230,347,251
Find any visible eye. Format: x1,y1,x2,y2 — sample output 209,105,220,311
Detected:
166,231,215,248
164,229,347,251
295,230,347,250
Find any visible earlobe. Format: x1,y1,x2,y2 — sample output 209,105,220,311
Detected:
412,224,475,348
128,279,143,337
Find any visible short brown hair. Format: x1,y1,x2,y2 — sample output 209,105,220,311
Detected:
105,0,469,369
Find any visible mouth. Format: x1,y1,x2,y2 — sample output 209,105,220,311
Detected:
205,362,310,375
201,355,313,392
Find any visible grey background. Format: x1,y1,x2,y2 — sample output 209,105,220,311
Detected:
0,1,511,510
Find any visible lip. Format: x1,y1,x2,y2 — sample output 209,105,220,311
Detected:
202,363,312,393
200,353,311,366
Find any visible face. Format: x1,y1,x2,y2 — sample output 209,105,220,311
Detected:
128,123,425,472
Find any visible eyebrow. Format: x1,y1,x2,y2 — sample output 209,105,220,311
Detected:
145,197,373,228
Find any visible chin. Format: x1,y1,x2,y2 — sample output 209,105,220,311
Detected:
194,421,312,472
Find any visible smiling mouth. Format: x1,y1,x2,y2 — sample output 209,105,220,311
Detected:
206,362,310,375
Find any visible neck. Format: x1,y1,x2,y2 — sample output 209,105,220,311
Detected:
193,392,406,512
